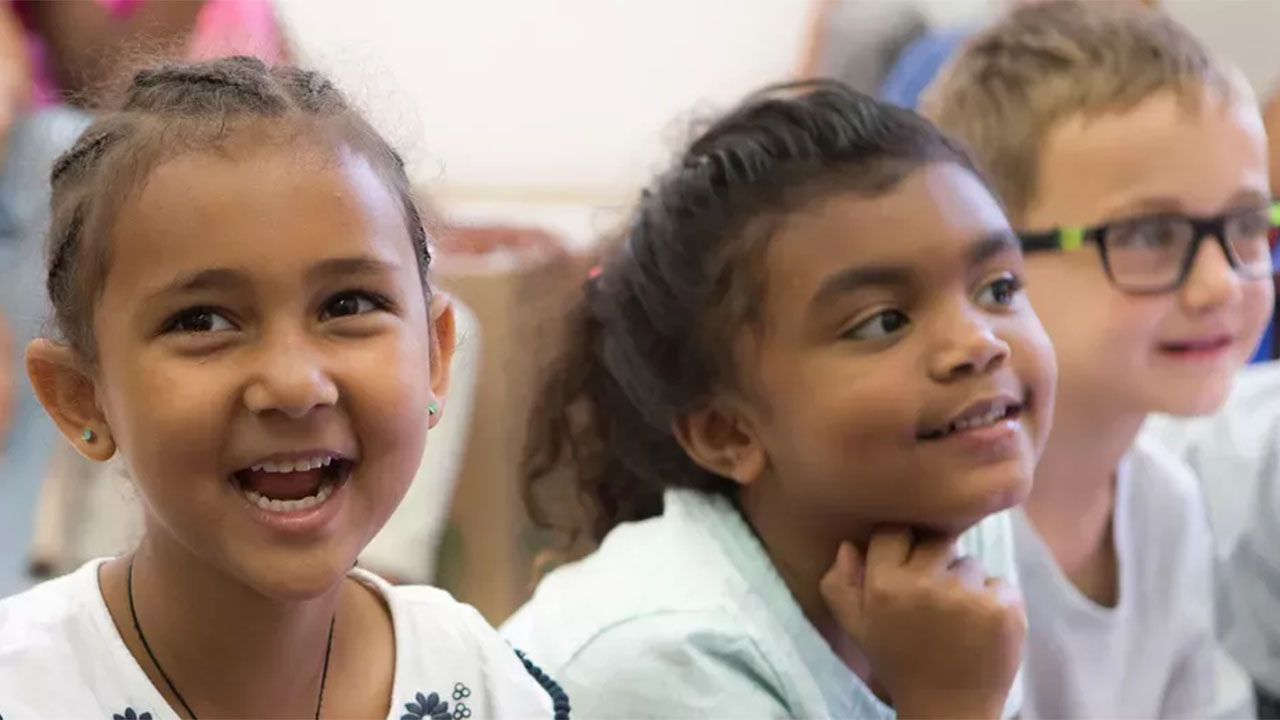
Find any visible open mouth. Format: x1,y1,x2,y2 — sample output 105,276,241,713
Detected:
231,455,353,513
918,398,1024,441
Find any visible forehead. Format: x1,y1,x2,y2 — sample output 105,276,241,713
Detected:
1031,90,1268,224
105,140,414,286
762,164,1009,298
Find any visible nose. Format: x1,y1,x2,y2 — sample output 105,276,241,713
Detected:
243,329,338,419
929,307,1011,382
1180,238,1241,314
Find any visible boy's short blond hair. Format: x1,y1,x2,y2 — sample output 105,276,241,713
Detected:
921,0,1238,220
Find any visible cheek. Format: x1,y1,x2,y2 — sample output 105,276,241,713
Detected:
778,355,916,474
1003,313,1057,452
1241,279,1275,347
342,334,434,482
100,349,230,479
1027,262,1159,368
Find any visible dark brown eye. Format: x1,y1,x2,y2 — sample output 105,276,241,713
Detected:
320,291,386,321
844,309,910,340
163,307,232,334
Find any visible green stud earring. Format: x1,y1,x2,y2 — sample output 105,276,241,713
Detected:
81,428,94,443
428,400,439,416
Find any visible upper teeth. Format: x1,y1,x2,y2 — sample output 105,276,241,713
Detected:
250,456,335,473
951,404,1011,432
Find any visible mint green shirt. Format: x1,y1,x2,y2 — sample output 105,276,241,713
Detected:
502,489,1023,719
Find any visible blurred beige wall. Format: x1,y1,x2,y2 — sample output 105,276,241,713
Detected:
277,0,813,208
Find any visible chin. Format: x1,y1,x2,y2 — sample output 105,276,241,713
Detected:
226,546,355,602
920,463,1033,535
1144,378,1233,417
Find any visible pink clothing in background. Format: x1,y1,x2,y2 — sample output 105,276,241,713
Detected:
15,0,284,106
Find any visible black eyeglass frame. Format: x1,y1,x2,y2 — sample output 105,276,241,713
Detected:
1017,202,1280,295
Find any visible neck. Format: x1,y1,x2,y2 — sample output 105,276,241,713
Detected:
1025,391,1144,587
100,533,342,719
737,487,877,690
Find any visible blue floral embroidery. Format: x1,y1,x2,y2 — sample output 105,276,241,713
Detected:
452,702,471,719
112,709,153,720
452,683,471,701
401,691,451,720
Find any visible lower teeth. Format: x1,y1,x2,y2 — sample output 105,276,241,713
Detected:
243,480,335,513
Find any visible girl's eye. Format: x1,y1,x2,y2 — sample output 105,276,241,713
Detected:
976,273,1025,309
320,291,386,321
163,307,234,334
843,309,911,341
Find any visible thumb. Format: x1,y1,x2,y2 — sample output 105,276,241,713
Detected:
820,541,867,640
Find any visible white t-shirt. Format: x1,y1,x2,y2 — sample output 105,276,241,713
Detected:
1014,435,1251,719
0,560,563,720
502,488,1023,719
1144,361,1280,698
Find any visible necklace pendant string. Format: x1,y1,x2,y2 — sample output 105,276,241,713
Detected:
126,556,336,720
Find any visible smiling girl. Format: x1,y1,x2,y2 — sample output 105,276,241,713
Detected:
0,57,564,720
502,81,1056,719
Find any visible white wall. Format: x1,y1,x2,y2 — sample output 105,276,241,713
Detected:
277,0,813,207
276,0,1280,245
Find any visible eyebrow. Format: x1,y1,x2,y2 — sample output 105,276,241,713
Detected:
144,267,250,305
306,256,401,283
143,256,401,304
808,231,1019,310
1104,188,1272,220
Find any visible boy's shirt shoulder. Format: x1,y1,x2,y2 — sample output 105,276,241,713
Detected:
1013,436,1232,719
1143,360,1280,696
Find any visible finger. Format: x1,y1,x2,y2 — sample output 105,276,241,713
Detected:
984,577,1025,610
906,533,960,574
865,527,912,570
820,542,867,640
822,541,865,589
946,554,987,590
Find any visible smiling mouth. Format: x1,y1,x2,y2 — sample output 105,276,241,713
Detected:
1157,336,1232,355
918,398,1025,441
231,455,353,513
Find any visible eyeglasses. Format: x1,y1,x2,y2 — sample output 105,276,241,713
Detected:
1018,203,1280,294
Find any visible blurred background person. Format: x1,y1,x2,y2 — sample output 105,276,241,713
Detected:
0,0,284,596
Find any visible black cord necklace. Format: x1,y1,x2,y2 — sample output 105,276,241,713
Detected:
126,557,337,720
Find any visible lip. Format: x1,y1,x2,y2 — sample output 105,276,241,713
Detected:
919,393,1024,439
1156,334,1234,360
235,448,357,472
917,391,1031,466
235,470,349,537
229,449,356,537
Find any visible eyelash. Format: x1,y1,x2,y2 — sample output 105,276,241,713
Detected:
319,290,393,320
838,273,1025,342
841,308,910,341
159,290,393,335
161,305,233,335
975,273,1025,309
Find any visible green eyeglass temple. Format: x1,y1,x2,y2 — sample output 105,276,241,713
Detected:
1019,201,1280,253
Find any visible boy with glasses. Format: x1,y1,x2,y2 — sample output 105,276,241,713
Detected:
924,1,1273,716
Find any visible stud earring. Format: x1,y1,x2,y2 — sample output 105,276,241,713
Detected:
81,428,94,443
428,400,439,416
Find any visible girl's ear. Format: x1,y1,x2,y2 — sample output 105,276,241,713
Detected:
671,400,767,487
26,339,116,462
426,293,456,430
